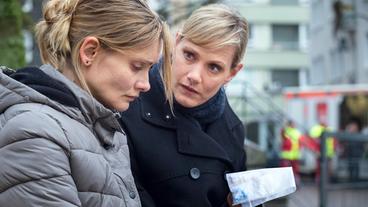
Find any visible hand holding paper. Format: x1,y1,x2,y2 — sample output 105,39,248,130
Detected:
226,167,296,207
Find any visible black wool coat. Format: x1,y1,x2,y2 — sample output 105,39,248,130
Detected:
120,75,246,207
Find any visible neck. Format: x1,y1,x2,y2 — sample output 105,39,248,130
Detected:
175,88,226,126
61,67,82,88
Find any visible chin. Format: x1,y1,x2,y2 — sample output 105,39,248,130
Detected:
176,96,198,108
114,103,130,112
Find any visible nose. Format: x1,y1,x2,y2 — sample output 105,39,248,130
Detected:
136,73,151,93
187,64,202,85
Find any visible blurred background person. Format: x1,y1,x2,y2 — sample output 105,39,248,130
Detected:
280,120,302,185
309,122,337,182
344,117,364,182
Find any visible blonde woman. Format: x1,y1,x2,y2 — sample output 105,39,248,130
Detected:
0,0,172,206
121,4,250,207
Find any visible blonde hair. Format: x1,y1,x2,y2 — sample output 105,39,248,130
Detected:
35,0,173,104
180,4,248,68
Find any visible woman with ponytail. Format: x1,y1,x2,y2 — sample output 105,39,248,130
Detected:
0,0,172,206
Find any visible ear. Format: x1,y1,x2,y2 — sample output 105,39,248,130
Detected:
224,63,243,84
79,36,101,67
175,32,183,46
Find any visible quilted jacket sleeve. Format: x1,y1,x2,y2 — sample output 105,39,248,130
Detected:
0,111,81,207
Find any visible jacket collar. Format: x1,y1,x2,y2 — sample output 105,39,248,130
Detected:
0,65,122,146
139,78,176,129
139,79,236,166
39,65,123,146
175,113,233,165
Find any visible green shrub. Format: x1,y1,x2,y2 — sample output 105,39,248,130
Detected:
0,0,25,68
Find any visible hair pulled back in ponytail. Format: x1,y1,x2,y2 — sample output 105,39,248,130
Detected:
35,0,173,105
35,0,78,70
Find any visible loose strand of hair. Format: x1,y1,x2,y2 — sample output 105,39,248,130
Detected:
161,22,174,113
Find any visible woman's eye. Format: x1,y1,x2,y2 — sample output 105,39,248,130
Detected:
183,51,194,61
209,64,222,73
132,63,144,71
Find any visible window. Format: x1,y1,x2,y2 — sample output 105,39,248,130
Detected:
272,24,299,50
271,69,299,87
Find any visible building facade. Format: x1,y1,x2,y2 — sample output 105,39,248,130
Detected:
221,0,310,151
309,0,368,85
226,0,310,97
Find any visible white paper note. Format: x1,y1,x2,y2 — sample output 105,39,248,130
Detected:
226,167,296,207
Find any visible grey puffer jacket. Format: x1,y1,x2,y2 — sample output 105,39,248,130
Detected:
0,65,141,207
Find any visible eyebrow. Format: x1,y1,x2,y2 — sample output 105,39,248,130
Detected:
182,46,199,57
134,58,155,66
183,46,227,68
209,60,226,68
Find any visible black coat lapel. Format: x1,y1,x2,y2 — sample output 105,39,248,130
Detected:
176,114,233,165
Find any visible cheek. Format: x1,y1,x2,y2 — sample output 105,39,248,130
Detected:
173,66,183,83
203,80,222,95
174,61,190,81
114,74,133,91
173,54,187,74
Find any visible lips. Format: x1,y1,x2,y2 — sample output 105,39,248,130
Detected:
126,95,138,102
181,84,199,94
